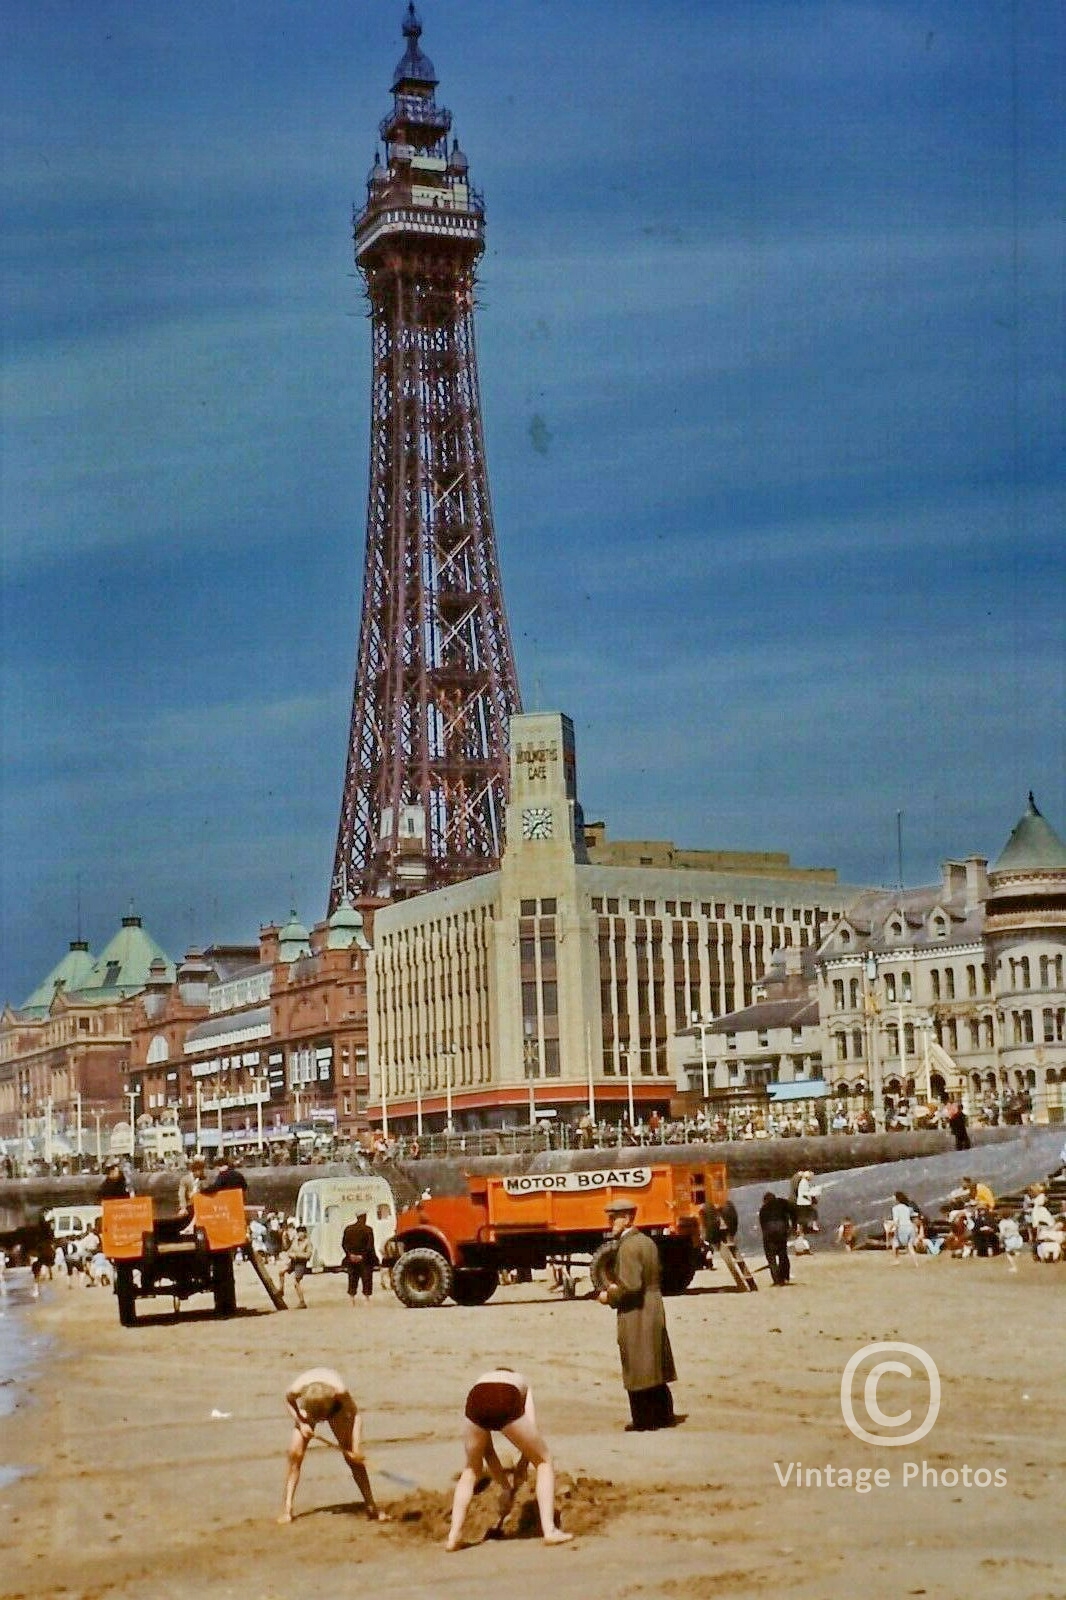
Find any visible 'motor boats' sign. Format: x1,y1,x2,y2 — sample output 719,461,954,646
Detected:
502,1168,651,1195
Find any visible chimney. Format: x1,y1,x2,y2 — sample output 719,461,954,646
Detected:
259,924,280,967
965,856,988,910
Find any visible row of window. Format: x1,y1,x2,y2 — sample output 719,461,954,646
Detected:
831,1007,1066,1058
831,963,1000,1009
930,965,992,1000
1005,955,1064,991
1011,1009,1066,1045
589,896,822,926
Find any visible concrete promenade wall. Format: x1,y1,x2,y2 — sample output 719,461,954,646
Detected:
0,1126,1028,1229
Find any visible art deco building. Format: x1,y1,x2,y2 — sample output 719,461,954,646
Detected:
368,711,857,1132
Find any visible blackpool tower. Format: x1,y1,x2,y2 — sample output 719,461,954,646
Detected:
330,5,522,908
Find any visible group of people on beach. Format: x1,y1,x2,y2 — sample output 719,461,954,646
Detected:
832,1169,1066,1266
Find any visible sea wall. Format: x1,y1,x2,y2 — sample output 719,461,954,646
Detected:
0,1126,1026,1229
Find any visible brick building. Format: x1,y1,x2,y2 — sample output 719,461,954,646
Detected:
0,915,176,1166
125,901,375,1158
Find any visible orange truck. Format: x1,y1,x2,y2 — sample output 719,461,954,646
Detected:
100,1189,248,1326
385,1161,727,1308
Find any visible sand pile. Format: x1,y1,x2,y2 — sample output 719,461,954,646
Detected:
384,1473,627,1545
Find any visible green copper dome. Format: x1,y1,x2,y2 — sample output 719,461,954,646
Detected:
82,915,176,995
993,794,1066,873
20,939,96,1014
326,899,369,950
278,910,312,960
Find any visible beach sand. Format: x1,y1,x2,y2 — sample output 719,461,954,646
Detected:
1,1252,1061,1600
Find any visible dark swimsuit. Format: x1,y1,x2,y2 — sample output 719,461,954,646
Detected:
464,1381,525,1431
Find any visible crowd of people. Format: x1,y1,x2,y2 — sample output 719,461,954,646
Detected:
833,1163,1066,1266
0,1218,111,1297
10,1087,1043,1182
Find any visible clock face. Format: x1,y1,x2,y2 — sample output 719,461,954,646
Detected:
521,806,554,841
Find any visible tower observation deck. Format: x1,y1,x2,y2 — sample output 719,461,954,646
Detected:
331,3,522,909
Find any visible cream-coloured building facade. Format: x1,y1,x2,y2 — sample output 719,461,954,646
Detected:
666,797,1066,1128
368,712,857,1131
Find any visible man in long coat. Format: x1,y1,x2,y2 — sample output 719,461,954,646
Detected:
597,1197,678,1431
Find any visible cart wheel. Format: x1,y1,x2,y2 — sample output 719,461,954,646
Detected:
115,1264,137,1327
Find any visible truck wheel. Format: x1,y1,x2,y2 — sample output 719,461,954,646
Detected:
141,1232,159,1276
450,1268,498,1306
658,1241,699,1296
116,1265,137,1327
392,1247,453,1309
212,1252,237,1317
589,1241,617,1292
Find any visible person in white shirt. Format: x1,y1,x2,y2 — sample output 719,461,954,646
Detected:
998,1216,1024,1271
890,1193,919,1262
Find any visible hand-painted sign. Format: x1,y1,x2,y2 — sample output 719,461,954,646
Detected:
502,1167,651,1196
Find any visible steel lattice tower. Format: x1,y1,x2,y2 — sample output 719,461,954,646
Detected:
331,5,522,909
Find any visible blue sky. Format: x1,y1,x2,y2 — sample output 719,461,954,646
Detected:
2,1,1063,1004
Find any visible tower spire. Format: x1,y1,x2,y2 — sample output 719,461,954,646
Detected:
330,8,522,908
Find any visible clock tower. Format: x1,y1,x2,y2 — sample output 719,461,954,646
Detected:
498,709,595,1107
506,712,587,867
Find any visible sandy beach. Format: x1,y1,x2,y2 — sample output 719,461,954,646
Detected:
2,1251,1062,1600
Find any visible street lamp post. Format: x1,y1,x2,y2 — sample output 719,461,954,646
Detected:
916,1016,935,1103
127,1086,140,1162
195,1080,203,1155
379,1059,389,1139
251,1076,266,1155
441,1048,456,1135
863,956,885,1132
624,1047,636,1130
44,1096,54,1168
413,1061,423,1138
74,1090,83,1171
691,1011,713,1102
897,985,910,1100
523,1020,538,1130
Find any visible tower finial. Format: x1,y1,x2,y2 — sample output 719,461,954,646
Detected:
403,3,421,41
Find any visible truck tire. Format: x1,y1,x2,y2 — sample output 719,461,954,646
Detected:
116,1264,137,1327
392,1247,453,1309
589,1241,617,1292
450,1267,498,1306
657,1239,699,1296
212,1252,237,1317
141,1232,159,1277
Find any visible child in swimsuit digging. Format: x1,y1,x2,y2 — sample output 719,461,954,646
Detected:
278,1367,388,1525
446,1367,573,1550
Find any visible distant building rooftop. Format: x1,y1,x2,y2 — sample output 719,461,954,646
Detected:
582,821,838,885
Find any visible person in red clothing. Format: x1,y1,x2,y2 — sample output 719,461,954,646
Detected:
446,1368,572,1551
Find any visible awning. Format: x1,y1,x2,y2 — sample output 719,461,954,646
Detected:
767,1079,828,1102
